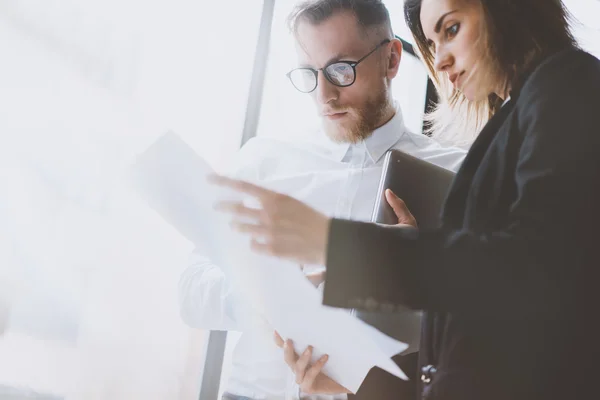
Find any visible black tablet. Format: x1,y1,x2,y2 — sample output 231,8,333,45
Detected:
355,150,456,349
371,149,455,228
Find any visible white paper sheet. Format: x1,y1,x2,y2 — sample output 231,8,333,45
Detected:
128,132,408,393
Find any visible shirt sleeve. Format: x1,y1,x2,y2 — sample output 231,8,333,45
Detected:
178,248,248,331
177,138,263,331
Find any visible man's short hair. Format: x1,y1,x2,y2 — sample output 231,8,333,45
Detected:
287,0,393,37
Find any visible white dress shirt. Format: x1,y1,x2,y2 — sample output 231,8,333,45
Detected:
178,103,466,400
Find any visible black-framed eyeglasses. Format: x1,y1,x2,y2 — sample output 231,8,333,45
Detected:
286,38,391,93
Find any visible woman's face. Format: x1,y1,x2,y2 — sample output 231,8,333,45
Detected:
420,0,499,101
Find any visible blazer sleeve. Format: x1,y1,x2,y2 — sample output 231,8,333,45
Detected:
323,50,600,317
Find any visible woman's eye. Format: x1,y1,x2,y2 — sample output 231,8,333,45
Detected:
446,23,460,39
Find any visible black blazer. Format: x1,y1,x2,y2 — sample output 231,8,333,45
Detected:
324,47,600,400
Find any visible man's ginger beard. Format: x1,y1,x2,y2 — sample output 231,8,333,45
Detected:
324,87,390,144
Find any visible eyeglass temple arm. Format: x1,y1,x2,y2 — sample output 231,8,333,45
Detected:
356,35,417,63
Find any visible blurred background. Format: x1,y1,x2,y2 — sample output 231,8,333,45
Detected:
0,0,598,398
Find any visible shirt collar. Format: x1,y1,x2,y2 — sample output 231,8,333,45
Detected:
327,102,406,163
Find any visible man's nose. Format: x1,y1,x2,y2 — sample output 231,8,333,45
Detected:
315,71,339,105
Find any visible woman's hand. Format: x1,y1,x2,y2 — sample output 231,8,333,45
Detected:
273,331,350,395
304,269,326,287
210,175,331,265
385,189,418,228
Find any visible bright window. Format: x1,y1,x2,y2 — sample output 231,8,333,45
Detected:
564,0,600,58
0,0,262,398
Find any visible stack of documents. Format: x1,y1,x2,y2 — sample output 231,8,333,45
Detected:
128,132,408,393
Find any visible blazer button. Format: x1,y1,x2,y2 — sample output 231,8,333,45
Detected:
420,365,437,384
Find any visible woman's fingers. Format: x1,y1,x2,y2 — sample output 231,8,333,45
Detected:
208,175,272,199
210,175,289,213
214,201,262,220
273,331,284,348
211,173,330,265
385,189,408,216
249,236,288,258
250,239,274,256
305,270,326,287
231,222,271,236
385,189,417,228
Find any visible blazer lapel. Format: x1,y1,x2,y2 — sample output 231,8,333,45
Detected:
441,101,516,227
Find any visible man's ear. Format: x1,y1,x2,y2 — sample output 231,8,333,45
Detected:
387,38,403,79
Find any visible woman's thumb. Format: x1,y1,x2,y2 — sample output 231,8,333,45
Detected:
385,189,406,213
385,189,416,226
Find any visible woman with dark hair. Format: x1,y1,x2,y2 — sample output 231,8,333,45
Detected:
212,0,600,399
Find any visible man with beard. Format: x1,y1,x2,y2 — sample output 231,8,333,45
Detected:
179,1,466,399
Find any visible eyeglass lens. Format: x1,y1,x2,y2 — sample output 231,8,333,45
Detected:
289,62,355,93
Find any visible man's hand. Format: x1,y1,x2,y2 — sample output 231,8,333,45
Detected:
274,331,350,395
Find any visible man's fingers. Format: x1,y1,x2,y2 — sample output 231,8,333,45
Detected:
294,346,313,384
273,331,284,348
303,354,329,391
283,339,299,371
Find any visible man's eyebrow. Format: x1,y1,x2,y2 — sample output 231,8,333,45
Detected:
323,53,350,65
299,52,351,69
434,10,458,33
